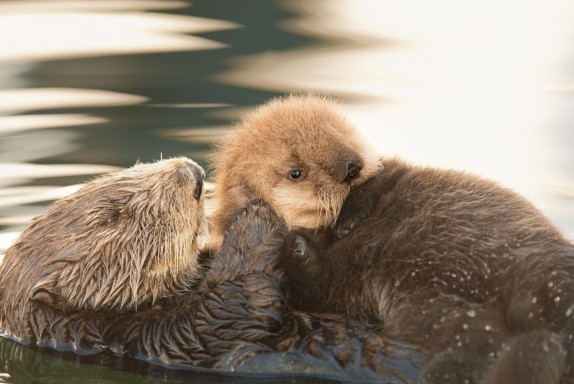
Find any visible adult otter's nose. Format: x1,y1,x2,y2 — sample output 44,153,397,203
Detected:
179,160,204,200
188,163,204,200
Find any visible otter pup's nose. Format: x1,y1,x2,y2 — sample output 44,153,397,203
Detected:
345,159,362,182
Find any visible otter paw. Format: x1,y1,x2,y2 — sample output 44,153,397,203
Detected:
245,198,266,210
285,234,321,277
226,199,286,247
242,199,274,218
334,218,359,239
291,236,312,263
233,199,274,223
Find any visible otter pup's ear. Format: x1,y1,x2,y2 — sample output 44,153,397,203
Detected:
29,279,60,308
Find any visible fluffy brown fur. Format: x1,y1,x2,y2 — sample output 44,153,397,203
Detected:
0,158,426,381
210,94,380,241
284,157,574,383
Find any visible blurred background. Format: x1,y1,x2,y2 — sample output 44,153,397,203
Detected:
0,0,573,381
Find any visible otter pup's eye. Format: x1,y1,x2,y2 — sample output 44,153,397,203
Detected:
289,168,302,180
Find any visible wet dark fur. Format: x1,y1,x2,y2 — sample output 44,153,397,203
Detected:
284,157,574,384
1,202,427,382
0,159,427,382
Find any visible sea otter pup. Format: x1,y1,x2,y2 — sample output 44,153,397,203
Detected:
210,94,380,241
283,157,574,383
0,158,426,382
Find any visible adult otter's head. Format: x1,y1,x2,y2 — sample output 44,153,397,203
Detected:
211,94,380,238
0,158,207,315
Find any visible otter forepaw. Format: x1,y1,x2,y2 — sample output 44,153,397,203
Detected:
245,198,266,211
239,199,275,220
284,234,321,278
291,236,313,264
334,218,359,239
222,199,286,258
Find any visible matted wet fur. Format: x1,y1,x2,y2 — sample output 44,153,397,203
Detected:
0,157,208,344
284,157,574,384
0,158,427,382
210,94,380,242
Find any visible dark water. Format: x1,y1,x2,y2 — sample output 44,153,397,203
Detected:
0,0,573,382
0,337,348,384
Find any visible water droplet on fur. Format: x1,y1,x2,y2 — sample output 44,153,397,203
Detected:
555,296,561,303
462,324,469,330
548,282,554,288
466,310,476,318
485,325,492,332
566,305,574,317
532,296,538,304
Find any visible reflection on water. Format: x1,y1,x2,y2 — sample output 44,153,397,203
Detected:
0,0,573,382
0,0,244,255
0,1,239,62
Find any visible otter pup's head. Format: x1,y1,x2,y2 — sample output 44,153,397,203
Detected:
211,95,380,238
0,158,208,314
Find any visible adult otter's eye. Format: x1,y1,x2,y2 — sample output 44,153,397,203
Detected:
289,168,302,180
106,211,120,224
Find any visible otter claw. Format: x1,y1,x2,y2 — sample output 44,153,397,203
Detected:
334,219,358,239
292,236,307,258
236,199,267,219
234,199,284,232
246,199,266,210
284,234,322,280
290,235,319,268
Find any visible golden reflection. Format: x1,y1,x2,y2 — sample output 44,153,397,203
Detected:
150,103,232,109
0,0,190,12
0,162,120,188
0,115,107,133
0,88,148,114
0,88,149,133
0,1,240,62
160,126,232,144
0,185,82,208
